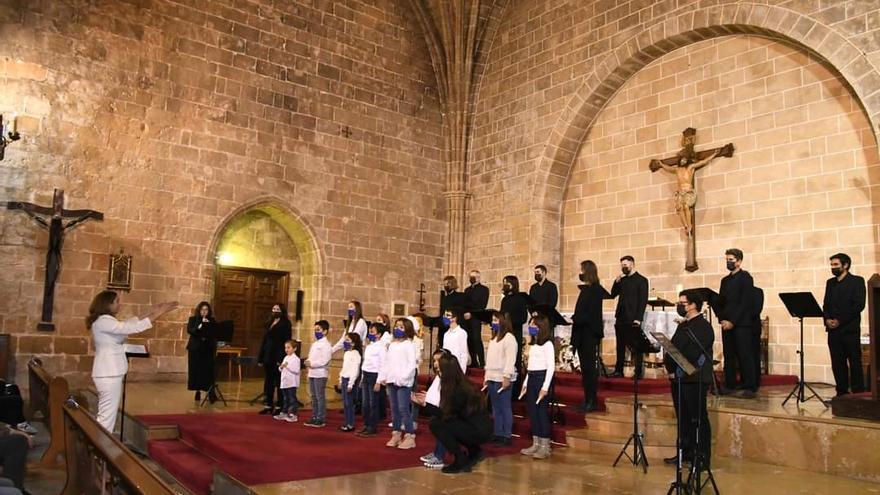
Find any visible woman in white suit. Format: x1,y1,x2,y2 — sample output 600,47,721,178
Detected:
86,290,178,432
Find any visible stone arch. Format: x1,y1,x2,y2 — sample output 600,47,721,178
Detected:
529,2,880,269
206,196,325,324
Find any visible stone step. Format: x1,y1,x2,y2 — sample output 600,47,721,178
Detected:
603,397,677,420
585,413,678,444
566,429,676,459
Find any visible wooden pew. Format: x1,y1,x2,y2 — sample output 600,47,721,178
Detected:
61,397,180,495
27,357,68,468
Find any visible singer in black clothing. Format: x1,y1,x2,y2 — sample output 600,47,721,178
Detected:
571,260,610,412
187,301,218,402
610,255,649,378
440,276,470,344
500,275,529,378
823,253,866,396
665,289,714,467
464,270,489,368
718,248,758,398
258,304,292,414
529,264,558,308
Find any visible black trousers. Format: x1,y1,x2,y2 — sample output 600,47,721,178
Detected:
0,433,27,488
828,330,864,394
722,325,757,391
614,323,643,376
429,414,491,463
679,382,711,466
263,366,282,409
0,385,25,426
575,334,600,404
752,326,762,388
466,319,485,368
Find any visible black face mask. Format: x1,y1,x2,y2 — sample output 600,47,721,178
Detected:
578,273,585,282
726,260,737,271
502,285,512,294
272,311,282,318
676,304,688,317
621,267,631,276
469,276,477,285
444,285,452,292
831,267,843,277
534,274,543,282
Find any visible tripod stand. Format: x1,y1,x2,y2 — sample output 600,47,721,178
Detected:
200,348,228,408
684,329,718,495
613,354,648,473
779,293,828,408
201,320,233,408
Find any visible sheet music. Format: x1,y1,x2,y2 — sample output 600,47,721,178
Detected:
123,344,148,356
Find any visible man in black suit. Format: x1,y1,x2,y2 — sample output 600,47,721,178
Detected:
664,289,715,468
529,264,559,308
463,270,489,368
718,248,757,398
439,276,469,344
610,255,649,378
823,253,866,397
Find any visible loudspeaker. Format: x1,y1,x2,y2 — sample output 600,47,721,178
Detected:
295,290,304,322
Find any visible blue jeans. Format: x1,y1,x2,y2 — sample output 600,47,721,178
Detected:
487,380,513,438
361,372,379,429
526,370,552,438
342,377,355,427
309,377,327,422
387,384,414,433
281,386,298,415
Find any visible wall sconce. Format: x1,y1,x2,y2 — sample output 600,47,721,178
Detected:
0,114,21,161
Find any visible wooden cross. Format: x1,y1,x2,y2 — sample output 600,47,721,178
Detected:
6,189,103,331
418,283,427,312
649,128,734,272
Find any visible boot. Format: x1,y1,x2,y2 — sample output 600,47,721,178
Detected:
520,435,539,456
397,433,416,449
532,437,551,459
385,430,402,448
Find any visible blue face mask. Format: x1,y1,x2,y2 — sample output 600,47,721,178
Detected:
490,323,500,333
393,328,406,339
366,333,377,342
441,316,451,327
343,342,352,351
348,308,355,317
314,331,324,340
528,325,539,337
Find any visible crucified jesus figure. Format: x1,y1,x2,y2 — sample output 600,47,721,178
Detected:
649,128,734,272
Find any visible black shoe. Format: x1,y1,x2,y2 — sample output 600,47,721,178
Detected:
465,448,485,470
664,455,678,465
441,460,471,474
610,371,624,378
736,389,757,399
258,407,272,415
718,386,735,396
194,391,201,401
496,436,512,447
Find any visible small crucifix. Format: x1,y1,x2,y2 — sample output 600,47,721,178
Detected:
6,189,103,331
649,128,734,272
418,283,427,312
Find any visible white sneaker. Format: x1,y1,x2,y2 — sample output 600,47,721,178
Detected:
273,413,287,420
420,453,439,463
424,458,444,469
285,414,298,423
16,422,37,435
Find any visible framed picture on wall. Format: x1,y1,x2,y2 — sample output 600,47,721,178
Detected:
108,249,132,291
392,302,407,317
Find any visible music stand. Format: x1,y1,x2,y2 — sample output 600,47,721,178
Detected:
779,292,828,407
613,323,660,473
120,344,149,441
201,320,233,407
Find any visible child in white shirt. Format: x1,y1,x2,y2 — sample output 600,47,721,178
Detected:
276,340,301,422
358,323,387,437
304,320,333,427
379,318,418,449
518,314,556,459
338,333,363,432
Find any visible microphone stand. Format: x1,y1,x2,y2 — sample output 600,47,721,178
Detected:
684,328,719,495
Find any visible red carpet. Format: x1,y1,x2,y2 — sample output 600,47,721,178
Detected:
141,410,530,495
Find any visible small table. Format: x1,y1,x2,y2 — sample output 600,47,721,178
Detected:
216,346,247,382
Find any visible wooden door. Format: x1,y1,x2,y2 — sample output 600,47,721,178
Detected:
213,267,290,358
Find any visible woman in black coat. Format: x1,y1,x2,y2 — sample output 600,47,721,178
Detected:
500,275,529,382
187,301,217,402
258,303,292,414
570,260,610,412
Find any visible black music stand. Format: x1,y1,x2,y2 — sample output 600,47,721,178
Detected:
120,344,149,441
201,320,233,407
779,292,828,407
613,324,660,473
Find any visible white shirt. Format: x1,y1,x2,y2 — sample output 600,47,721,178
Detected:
412,336,424,366
425,376,441,407
339,350,362,384
361,340,386,373
378,340,417,387
91,315,152,378
279,354,301,389
485,333,518,382
380,331,392,347
307,338,333,378
333,318,368,352
524,341,556,391
442,325,469,373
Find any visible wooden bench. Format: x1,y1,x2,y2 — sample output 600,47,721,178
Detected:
27,357,68,468
61,397,179,495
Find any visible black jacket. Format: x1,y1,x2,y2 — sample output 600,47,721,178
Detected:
664,314,715,384
571,283,609,345
822,273,866,334
464,283,489,311
610,272,648,324
529,280,558,308
258,318,292,366
718,270,755,327
500,292,529,332
186,316,217,352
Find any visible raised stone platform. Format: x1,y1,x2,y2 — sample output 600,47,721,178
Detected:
567,384,880,483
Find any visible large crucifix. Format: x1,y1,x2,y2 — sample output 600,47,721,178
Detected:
649,128,734,272
6,189,103,331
